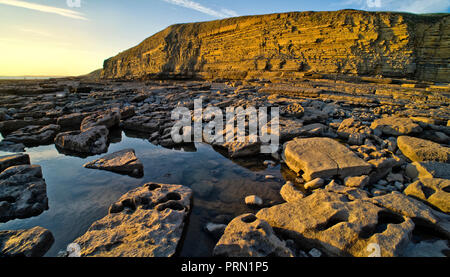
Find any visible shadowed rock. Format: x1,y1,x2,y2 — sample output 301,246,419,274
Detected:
0,227,54,257
54,126,109,155
2,124,60,146
0,164,48,223
0,154,30,172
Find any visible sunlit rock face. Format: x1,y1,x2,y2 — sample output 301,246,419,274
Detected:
101,10,450,83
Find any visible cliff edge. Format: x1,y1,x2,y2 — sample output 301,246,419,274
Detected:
101,10,450,82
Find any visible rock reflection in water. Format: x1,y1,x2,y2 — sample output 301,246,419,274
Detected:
0,131,285,257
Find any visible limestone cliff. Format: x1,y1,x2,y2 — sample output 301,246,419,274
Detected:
101,10,450,82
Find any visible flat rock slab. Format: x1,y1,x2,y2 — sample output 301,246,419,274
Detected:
257,186,450,257
0,164,49,222
54,126,109,155
83,149,143,178
404,178,450,213
0,154,30,172
213,214,294,257
72,183,192,257
0,226,54,257
371,116,422,136
283,137,371,181
398,136,450,163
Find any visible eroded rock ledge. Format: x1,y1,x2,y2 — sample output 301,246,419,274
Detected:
102,10,450,83
71,183,192,257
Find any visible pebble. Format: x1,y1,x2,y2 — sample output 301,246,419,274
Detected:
245,195,263,206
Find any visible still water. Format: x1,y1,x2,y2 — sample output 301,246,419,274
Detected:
0,131,288,257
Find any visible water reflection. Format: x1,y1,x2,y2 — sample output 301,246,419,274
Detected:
0,132,287,257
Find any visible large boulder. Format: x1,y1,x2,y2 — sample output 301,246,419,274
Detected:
397,136,450,163
283,137,371,181
371,116,422,136
213,214,294,257
72,183,192,257
83,149,144,178
0,164,49,222
404,178,450,213
0,227,54,257
54,126,109,155
80,109,120,132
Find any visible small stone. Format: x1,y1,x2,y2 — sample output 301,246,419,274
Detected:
245,195,263,206
309,248,322,257
304,178,325,190
345,175,370,188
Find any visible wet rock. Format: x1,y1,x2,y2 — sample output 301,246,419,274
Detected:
371,116,422,136
57,113,87,128
83,149,143,178
0,141,25,153
0,118,54,134
2,124,60,146
213,214,294,257
405,161,450,180
0,227,54,257
0,154,30,172
345,175,370,188
404,178,450,213
80,109,121,132
398,136,450,163
245,195,263,206
0,164,48,222
280,181,305,202
72,183,192,257
54,126,109,155
283,137,371,181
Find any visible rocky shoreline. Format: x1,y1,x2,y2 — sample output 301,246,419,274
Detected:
0,75,449,257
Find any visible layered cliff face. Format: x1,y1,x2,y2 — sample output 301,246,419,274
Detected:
101,10,450,82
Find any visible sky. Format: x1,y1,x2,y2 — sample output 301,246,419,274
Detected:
0,0,449,76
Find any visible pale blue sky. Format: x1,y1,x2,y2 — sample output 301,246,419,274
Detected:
0,0,449,76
